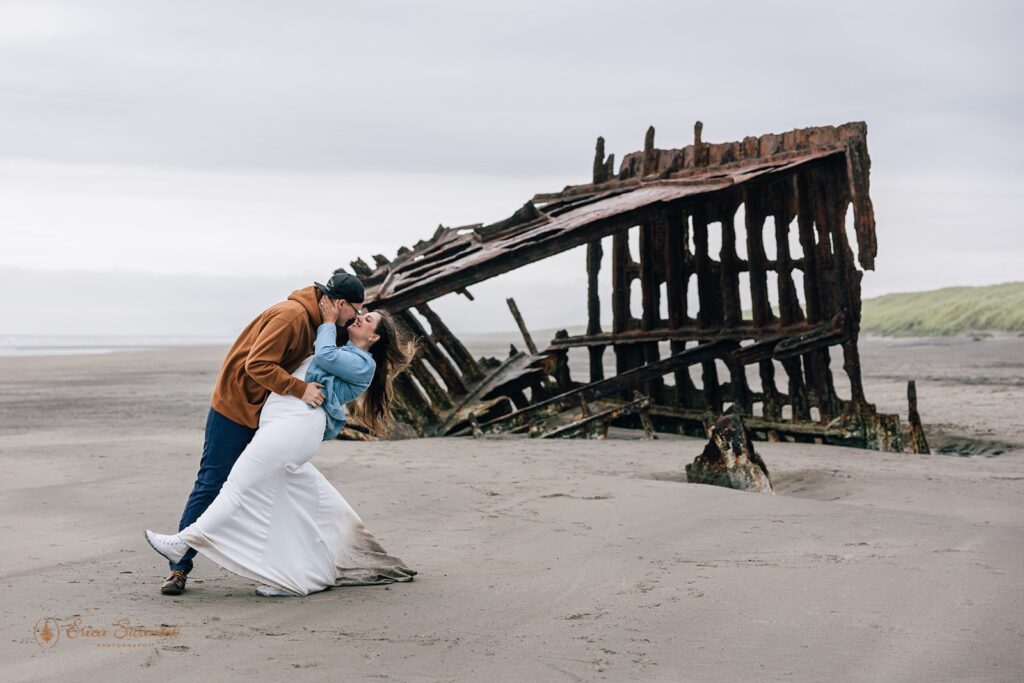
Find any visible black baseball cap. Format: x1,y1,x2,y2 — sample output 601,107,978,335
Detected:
314,268,365,303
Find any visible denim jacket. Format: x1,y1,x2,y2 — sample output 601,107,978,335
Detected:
304,323,376,441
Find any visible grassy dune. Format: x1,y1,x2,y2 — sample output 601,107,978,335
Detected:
467,283,1023,341
860,282,1024,337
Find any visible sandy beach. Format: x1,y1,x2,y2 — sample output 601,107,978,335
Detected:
1,337,1023,681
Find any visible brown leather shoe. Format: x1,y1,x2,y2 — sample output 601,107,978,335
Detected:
161,570,188,595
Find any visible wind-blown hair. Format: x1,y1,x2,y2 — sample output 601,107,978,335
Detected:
354,310,416,435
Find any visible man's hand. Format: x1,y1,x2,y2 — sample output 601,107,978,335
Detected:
319,296,342,324
301,382,326,408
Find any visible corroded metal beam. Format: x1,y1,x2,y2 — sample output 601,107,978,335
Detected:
469,340,736,436
541,395,652,439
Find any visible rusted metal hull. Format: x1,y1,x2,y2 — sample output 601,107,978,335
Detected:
341,121,915,451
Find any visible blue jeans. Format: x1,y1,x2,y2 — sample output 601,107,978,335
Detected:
170,408,257,574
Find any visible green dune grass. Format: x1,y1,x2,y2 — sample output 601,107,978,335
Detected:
859,282,1024,337
473,283,1023,341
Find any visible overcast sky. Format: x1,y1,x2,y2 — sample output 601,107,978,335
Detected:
1,0,1021,337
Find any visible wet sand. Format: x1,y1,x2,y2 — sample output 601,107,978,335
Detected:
1,337,1022,681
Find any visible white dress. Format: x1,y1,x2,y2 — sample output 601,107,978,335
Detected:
177,355,415,596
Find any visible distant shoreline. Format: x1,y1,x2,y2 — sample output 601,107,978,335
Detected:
4,282,1020,357
4,329,1022,359
0,335,234,358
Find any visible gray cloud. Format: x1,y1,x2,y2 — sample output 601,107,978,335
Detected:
1,0,1021,176
0,1,1021,339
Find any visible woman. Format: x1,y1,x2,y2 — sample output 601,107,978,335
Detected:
145,298,417,597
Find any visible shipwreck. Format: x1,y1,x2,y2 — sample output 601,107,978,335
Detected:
345,120,928,452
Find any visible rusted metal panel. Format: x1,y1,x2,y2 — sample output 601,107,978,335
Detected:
362,157,843,312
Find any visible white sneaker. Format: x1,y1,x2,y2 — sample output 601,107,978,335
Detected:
144,530,190,564
255,585,298,597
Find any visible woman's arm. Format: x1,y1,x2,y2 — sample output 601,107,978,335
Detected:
313,323,375,383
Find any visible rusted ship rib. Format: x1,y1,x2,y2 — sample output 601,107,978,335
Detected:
345,121,920,452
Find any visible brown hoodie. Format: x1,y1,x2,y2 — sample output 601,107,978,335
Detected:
209,285,322,429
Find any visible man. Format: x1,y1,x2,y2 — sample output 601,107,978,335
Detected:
160,268,365,595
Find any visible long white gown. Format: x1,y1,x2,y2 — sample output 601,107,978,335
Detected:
177,355,415,596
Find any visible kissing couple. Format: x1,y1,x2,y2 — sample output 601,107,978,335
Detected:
145,268,418,597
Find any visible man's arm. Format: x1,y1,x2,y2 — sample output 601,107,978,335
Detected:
243,314,309,399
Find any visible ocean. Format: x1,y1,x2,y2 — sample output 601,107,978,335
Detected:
0,335,233,357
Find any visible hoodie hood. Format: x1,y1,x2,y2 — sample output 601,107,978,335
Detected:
288,285,322,327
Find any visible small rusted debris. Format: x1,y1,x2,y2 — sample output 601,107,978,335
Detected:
593,136,607,184
578,394,591,418
467,412,483,439
907,380,930,454
637,393,657,440
686,413,774,494
349,257,373,277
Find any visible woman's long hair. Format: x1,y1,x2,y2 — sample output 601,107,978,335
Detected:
355,310,416,435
